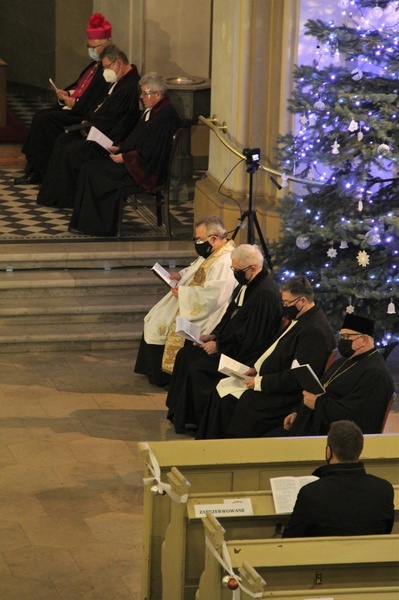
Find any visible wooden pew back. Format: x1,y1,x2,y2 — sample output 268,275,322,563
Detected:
196,513,399,600
138,435,399,600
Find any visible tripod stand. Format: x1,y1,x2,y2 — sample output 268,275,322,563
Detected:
232,155,273,271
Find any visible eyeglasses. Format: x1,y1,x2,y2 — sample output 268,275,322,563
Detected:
141,90,157,96
338,333,363,341
193,235,215,244
230,265,253,274
282,296,301,307
87,43,104,49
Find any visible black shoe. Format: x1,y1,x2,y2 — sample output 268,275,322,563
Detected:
14,172,41,185
68,226,85,235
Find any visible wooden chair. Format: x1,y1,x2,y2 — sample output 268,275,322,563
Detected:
117,127,183,238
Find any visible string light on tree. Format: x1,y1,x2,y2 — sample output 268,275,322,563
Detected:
274,1,399,340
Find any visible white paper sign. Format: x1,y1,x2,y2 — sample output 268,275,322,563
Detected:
193,498,253,518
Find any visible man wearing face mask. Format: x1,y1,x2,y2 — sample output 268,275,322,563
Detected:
37,45,140,209
134,216,236,387
165,244,282,434
282,420,394,538
196,275,336,439
279,313,395,436
14,13,113,185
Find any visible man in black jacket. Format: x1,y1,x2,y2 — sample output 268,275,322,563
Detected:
283,420,394,537
14,13,113,184
196,275,336,439
165,244,282,434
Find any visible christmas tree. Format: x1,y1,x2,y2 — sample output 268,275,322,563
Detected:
274,0,399,345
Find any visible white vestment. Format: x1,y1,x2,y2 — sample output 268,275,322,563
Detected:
143,243,236,345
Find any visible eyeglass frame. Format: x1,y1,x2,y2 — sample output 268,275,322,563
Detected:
338,332,364,341
282,295,302,308
87,43,105,49
140,89,159,97
230,265,254,274
193,234,216,244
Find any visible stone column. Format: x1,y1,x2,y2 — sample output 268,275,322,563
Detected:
195,0,300,247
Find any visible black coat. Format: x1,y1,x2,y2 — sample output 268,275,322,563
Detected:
165,269,283,432
282,462,394,537
22,62,110,178
290,348,395,435
197,305,336,438
37,66,141,209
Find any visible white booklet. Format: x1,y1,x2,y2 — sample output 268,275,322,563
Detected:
270,475,319,514
86,126,113,152
218,354,250,379
151,262,178,288
175,315,203,345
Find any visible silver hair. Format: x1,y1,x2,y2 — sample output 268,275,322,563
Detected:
231,244,264,268
139,72,167,96
195,215,227,239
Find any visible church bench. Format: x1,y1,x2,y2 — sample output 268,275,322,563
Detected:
161,467,399,600
196,512,399,600
137,435,398,600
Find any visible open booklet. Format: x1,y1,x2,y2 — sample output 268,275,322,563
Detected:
175,315,203,345
218,354,250,379
49,78,64,106
151,262,178,288
86,126,113,153
270,475,319,514
291,359,325,394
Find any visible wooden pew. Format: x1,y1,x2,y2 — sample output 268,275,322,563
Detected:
196,513,399,600
138,435,399,600
161,468,399,600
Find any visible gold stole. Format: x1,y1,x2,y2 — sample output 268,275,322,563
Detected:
161,240,235,374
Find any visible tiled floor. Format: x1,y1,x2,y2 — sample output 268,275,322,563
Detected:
0,347,397,600
0,348,187,600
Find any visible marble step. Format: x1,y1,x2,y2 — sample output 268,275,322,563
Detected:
0,240,195,270
0,267,169,298
0,321,144,353
0,295,155,324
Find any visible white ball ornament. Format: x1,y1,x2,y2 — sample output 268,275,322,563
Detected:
351,68,363,81
365,229,381,246
296,235,311,249
377,143,390,155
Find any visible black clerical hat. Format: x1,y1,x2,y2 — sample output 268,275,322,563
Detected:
341,313,375,336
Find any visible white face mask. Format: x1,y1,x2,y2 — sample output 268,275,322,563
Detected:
103,68,117,83
88,47,100,62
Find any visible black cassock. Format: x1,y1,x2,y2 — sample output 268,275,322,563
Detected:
196,305,336,439
68,98,181,236
22,62,110,179
165,269,282,433
287,348,395,436
37,67,141,209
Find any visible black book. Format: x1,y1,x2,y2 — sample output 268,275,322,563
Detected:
291,362,325,394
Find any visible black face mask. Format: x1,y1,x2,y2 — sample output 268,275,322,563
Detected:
194,240,212,258
233,270,249,286
338,338,356,358
282,304,300,320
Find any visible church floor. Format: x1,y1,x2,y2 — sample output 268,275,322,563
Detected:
0,348,186,600
0,347,397,599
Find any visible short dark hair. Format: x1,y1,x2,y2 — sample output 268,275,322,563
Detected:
280,275,314,301
100,44,129,64
327,420,364,462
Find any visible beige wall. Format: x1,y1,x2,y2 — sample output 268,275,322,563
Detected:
0,0,56,88
195,0,300,244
